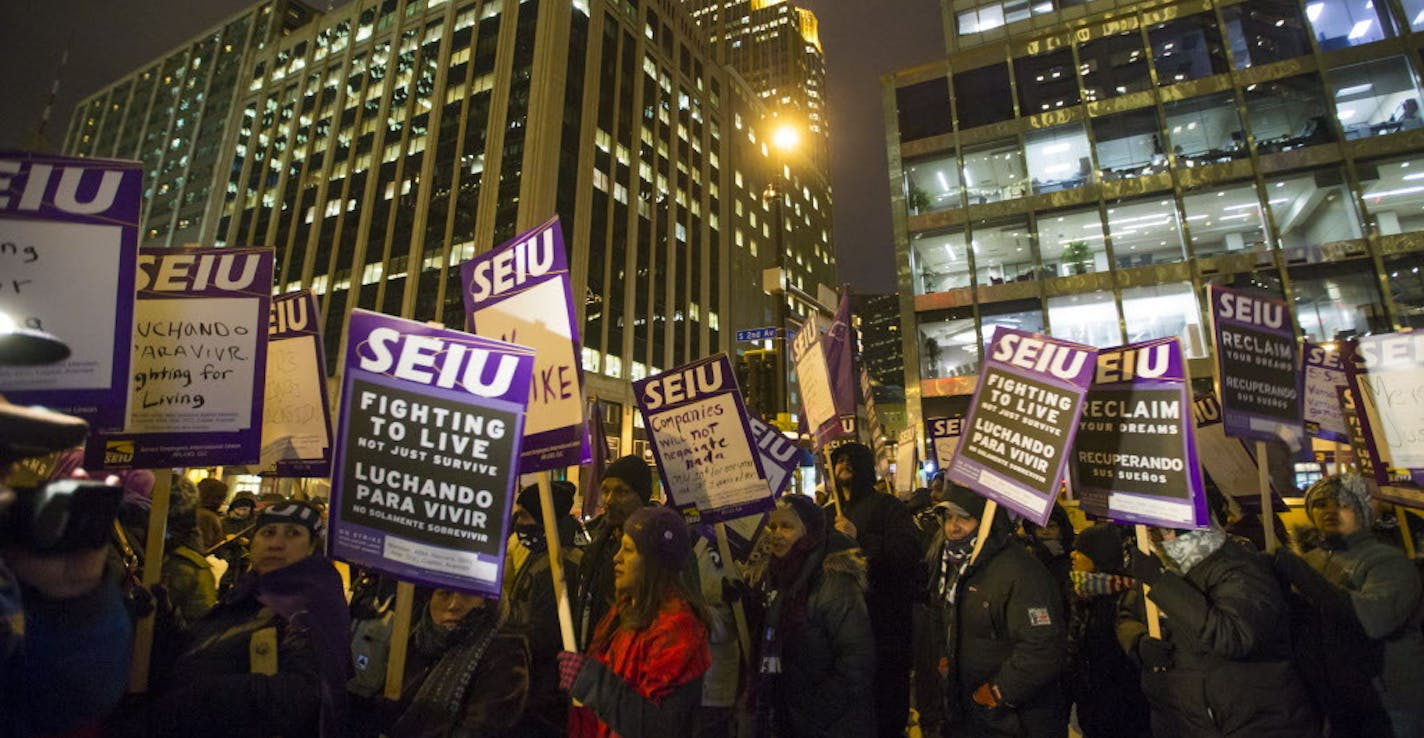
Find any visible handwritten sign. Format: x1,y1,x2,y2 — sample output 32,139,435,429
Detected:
1073,338,1206,529
634,354,771,524
1302,341,1349,443
462,217,590,473
0,152,141,432
328,309,535,595
87,247,273,469
1343,333,1424,488
259,291,332,477
792,313,839,449
945,328,1097,526
926,415,964,469
1208,285,1303,450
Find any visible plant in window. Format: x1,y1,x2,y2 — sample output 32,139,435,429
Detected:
1061,240,1093,275
907,182,932,215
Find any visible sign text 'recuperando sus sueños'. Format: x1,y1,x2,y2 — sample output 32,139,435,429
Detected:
0,152,141,433
634,353,772,524
945,328,1097,526
328,309,534,595
462,216,590,474
87,246,273,469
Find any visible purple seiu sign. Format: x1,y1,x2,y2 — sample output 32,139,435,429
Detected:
328,309,535,595
461,217,590,474
260,290,333,477
945,327,1097,526
1073,338,1208,529
0,152,141,433
87,247,274,469
1342,334,1424,491
926,415,964,470
748,416,799,500
1193,390,1287,514
1209,285,1303,451
634,354,772,525
1302,341,1350,443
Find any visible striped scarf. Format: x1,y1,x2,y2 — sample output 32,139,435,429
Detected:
1069,571,1134,599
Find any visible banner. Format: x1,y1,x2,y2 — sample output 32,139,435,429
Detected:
634,354,771,524
328,309,535,595
88,247,273,469
259,291,332,477
0,152,141,432
1302,341,1350,443
1343,333,1424,487
1073,338,1207,529
945,328,1097,526
926,415,964,469
1208,285,1303,450
462,216,590,473
748,416,799,499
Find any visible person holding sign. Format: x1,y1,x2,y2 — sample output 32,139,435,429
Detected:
152,502,351,738
749,493,876,737
1273,474,1424,737
929,484,1068,737
561,506,711,738
1117,521,1317,737
573,455,655,648
1064,524,1150,738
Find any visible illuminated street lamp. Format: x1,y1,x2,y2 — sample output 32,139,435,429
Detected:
762,120,799,431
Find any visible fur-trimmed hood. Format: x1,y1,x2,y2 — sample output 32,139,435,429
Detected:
821,534,869,593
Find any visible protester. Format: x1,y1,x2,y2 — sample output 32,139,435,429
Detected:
161,478,217,623
357,588,530,738
562,505,711,737
1119,520,1318,737
1274,474,1424,737
750,493,875,737
224,491,258,535
691,528,740,738
932,484,1068,737
196,477,229,550
1024,502,1075,609
152,501,351,738
504,480,583,737
573,455,653,648
827,441,921,738
1066,523,1149,738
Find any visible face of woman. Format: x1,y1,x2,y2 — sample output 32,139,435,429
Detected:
765,507,807,558
613,533,644,596
249,523,315,575
429,589,486,629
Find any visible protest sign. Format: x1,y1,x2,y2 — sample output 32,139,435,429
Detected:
1073,338,1207,529
1338,385,1380,481
896,426,918,494
259,291,332,476
0,153,141,431
926,415,964,469
1302,341,1350,443
462,217,589,473
1208,285,1303,450
1343,333,1424,488
748,416,798,499
823,290,858,441
634,354,771,524
792,313,840,449
88,247,273,469
328,309,535,595
1192,390,1286,513
945,328,1097,526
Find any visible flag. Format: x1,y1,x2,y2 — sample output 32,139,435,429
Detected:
823,286,858,431
581,397,610,518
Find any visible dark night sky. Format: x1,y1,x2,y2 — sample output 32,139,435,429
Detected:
0,0,944,294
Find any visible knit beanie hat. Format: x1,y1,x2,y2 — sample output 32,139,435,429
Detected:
941,483,987,521
197,477,229,510
623,506,691,572
604,455,653,502
1073,523,1125,573
228,491,258,512
516,480,576,520
1304,473,1375,528
256,500,324,535
778,493,827,548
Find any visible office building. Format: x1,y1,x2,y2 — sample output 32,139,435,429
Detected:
854,291,906,389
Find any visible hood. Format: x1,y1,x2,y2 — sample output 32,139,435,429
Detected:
831,442,878,500
821,530,869,592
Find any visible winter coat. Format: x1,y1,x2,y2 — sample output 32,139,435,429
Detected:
379,616,530,738
1294,530,1424,719
1068,583,1150,738
503,543,582,735
572,519,620,649
938,521,1068,737
161,544,217,624
197,507,226,551
568,596,711,738
762,538,877,738
1117,539,1318,738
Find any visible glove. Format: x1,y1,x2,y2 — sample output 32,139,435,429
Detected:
1137,636,1174,673
557,651,588,692
971,683,1002,708
1129,546,1166,586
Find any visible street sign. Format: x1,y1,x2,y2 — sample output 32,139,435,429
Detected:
737,327,778,342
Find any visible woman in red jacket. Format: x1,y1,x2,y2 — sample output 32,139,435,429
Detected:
559,505,711,738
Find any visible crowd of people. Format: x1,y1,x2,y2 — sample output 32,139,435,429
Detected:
5,425,1424,737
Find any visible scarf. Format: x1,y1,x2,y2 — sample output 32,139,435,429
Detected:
1069,571,1134,599
754,538,826,738
514,522,547,556
938,535,976,606
1161,526,1227,574
390,606,500,736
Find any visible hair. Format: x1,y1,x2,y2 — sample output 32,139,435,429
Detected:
614,536,709,633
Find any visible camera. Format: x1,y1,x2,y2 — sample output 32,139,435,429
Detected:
0,400,120,553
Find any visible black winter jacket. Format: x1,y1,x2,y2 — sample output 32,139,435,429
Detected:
1117,539,1319,738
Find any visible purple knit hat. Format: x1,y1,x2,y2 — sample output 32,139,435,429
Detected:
624,506,691,571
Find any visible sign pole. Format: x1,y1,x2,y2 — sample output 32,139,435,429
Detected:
128,470,172,693
1256,440,1277,552
823,447,844,518
1134,525,1164,638
382,581,416,700
968,500,997,566
536,472,578,652
713,523,754,667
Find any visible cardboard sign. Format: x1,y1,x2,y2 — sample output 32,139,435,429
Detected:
634,354,771,524
748,416,799,499
1302,341,1349,443
259,291,333,477
0,153,141,432
462,217,590,473
88,247,273,469
926,415,964,469
945,328,1097,526
328,309,535,595
1208,285,1303,450
791,312,840,449
895,426,919,494
1073,338,1207,529
1343,334,1424,488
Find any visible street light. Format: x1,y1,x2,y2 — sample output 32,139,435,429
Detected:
762,120,799,431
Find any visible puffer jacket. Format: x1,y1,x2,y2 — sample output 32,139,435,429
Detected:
1117,539,1318,738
